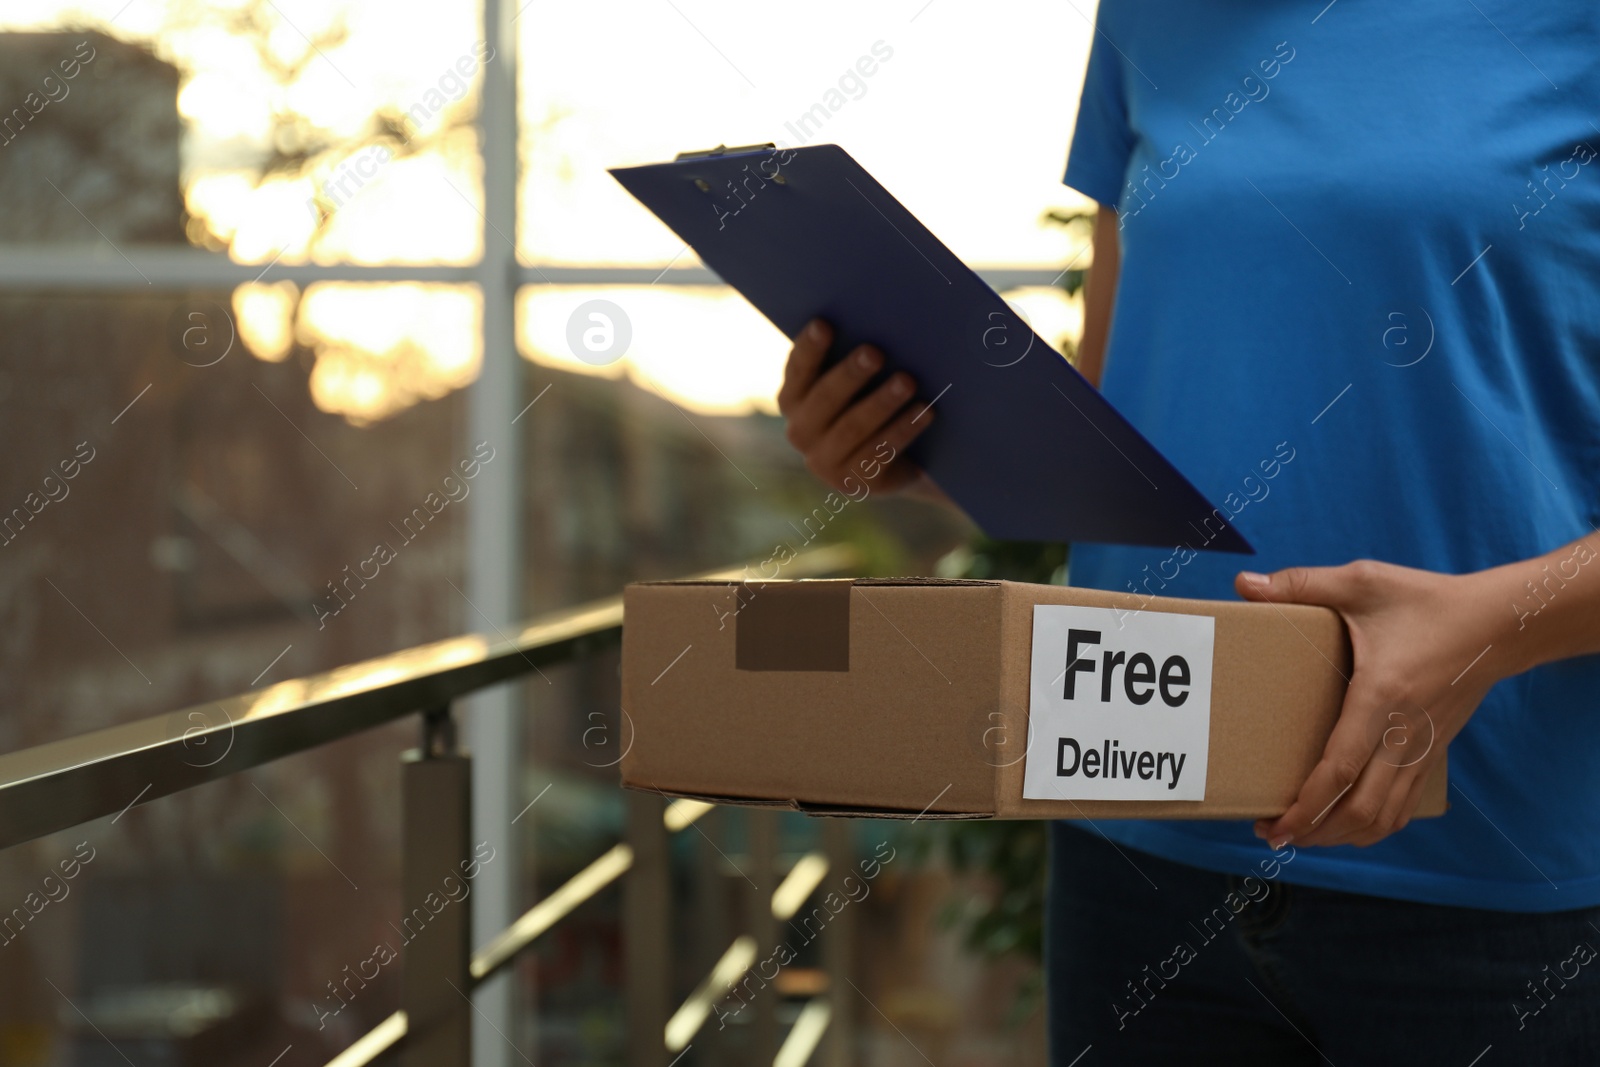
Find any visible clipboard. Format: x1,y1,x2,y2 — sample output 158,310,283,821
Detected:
609,143,1252,554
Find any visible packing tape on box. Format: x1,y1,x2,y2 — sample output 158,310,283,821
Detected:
734,580,851,672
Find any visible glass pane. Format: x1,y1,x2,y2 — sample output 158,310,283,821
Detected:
517,281,1083,418
515,284,972,601
1000,285,1085,364
519,0,1095,267
0,287,477,1065
294,282,482,423
518,284,784,416
0,280,976,1065
1,1,484,263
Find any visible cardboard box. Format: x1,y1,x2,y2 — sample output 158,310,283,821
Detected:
620,578,1447,820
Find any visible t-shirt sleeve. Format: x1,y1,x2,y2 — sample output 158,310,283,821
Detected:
1062,6,1135,208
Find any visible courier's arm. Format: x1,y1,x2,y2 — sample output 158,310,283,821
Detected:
1074,206,1121,390
1486,534,1600,671
1241,532,1600,850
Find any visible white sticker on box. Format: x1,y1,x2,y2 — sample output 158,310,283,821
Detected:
1022,605,1214,802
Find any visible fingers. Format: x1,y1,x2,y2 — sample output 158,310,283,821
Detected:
837,402,935,489
1255,683,1387,847
1345,768,1427,848
810,372,917,472
784,343,886,452
1300,756,1401,847
1391,773,1431,835
1235,561,1369,609
777,318,932,492
778,319,833,416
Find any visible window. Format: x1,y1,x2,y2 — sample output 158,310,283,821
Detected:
0,2,1096,1064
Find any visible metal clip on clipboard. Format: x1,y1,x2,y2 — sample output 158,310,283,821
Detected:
673,142,777,161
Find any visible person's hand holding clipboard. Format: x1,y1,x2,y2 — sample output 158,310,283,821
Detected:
611,142,1251,554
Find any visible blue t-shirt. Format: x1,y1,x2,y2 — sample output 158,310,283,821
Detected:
1062,0,1600,911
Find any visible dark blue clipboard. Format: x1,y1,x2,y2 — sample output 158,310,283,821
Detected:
610,143,1252,554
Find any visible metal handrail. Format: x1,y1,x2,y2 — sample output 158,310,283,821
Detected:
0,543,859,851
0,541,864,1066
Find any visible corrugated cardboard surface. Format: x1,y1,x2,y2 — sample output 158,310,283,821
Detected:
622,579,999,816
620,578,1447,820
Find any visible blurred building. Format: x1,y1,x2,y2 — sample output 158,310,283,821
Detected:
0,24,1040,1067
0,24,998,1067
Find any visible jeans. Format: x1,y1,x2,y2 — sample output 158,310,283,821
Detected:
1046,822,1600,1065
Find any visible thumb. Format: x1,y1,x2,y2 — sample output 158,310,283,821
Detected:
1235,565,1350,608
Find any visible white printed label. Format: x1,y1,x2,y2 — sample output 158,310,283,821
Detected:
1022,605,1214,802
